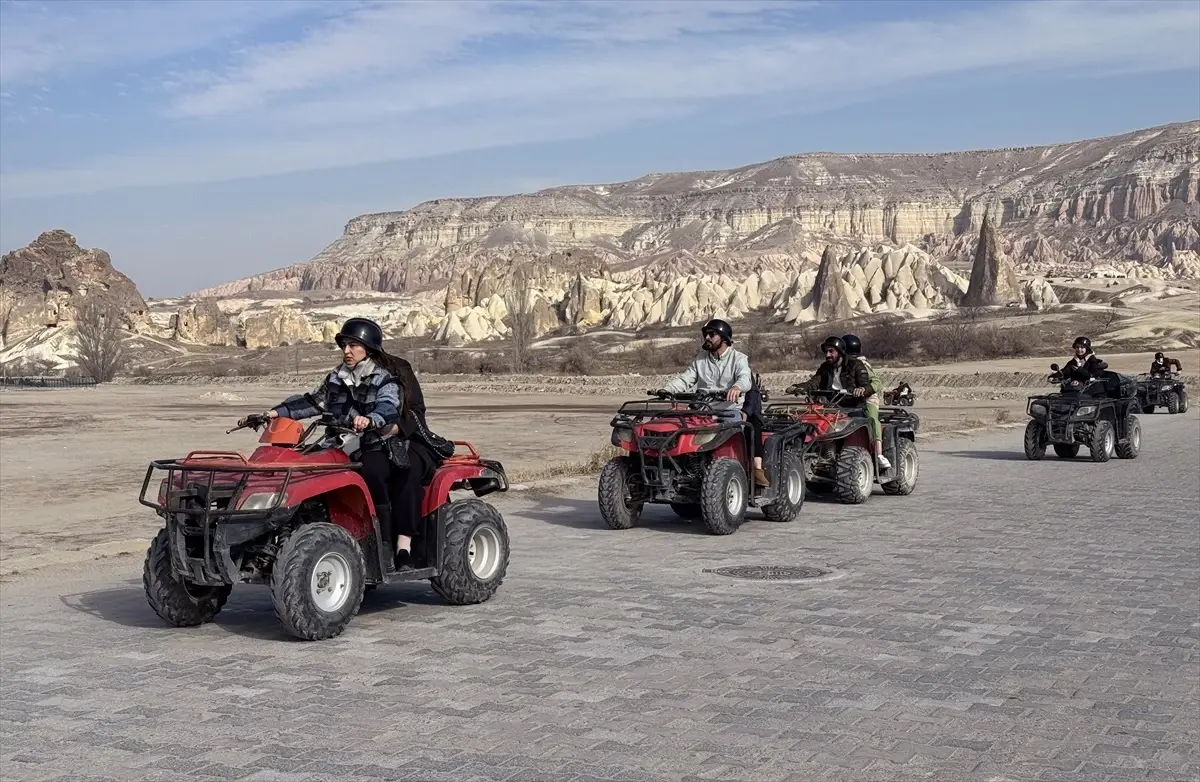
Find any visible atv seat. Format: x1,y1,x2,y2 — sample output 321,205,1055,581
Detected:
1098,371,1136,400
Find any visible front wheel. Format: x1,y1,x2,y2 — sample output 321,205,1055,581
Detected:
1179,390,1189,414
700,458,748,535
1116,415,1141,459
598,457,642,530
762,451,805,522
881,438,919,496
1088,420,1115,463
270,522,366,641
430,499,510,605
143,528,231,627
1023,420,1046,461
1166,391,1181,414
833,446,873,504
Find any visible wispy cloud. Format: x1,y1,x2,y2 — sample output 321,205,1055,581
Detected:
1,0,1197,200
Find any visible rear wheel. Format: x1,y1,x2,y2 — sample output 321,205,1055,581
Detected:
1143,404,1155,414
1166,391,1181,414
833,446,872,504
762,451,805,522
881,438,918,496
1052,443,1080,459
1088,421,1115,463
1116,415,1141,459
700,458,748,535
143,528,231,628
598,457,642,530
270,522,366,641
1023,420,1046,461
430,499,510,605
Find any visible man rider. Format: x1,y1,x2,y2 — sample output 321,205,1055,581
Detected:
1149,352,1182,377
1060,336,1108,386
806,335,889,470
660,318,767,486
842,334,883,398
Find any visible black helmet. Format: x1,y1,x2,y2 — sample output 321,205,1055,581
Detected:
701,318,733,345
336,317,384,353
1072,336,1091,351
841,333,862,356
821,336,847,356
1155,352,1164,359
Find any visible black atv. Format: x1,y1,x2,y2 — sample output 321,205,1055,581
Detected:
883,386,916,406
1024,364,1142,463
1135,372,1189,415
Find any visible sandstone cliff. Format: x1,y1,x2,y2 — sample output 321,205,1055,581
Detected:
0,230,149,347
198,120,1200,304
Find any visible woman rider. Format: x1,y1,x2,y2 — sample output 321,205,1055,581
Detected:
263,318,432,570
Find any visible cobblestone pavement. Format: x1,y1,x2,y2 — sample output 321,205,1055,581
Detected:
2,412,1197,782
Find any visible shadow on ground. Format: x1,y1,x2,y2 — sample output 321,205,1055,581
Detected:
60,577,446,642
520,493,788,533
943,450,1032,461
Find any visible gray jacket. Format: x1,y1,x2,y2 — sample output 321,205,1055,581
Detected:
663,347,753,407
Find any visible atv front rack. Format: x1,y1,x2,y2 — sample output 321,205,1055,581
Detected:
138,450,358,518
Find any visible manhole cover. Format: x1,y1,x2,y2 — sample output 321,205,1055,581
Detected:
702,565,830,581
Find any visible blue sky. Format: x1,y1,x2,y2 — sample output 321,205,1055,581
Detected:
1,0,1198,297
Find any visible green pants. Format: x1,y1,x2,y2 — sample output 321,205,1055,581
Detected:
865,401,881,444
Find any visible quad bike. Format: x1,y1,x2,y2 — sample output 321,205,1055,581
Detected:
883,386,916,406
1134,372,1189,415
1024,364,1141,463
597,389,815,535
762,387,920,504
138,410,510,641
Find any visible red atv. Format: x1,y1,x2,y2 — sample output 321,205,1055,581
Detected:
598,390,814,535
764,387,920,504
138,412,510,641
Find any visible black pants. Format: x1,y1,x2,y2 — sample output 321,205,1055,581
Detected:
359,446,427,544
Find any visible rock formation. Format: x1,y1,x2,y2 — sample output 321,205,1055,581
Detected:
197,120,1200,304
963,216,1022,307
170,297,237,346
0,230,149,347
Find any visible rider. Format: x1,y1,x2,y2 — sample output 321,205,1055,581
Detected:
1149,352,1182,376
805,335,889,470
1060,335,1108,386
660,318,767,487
262,318,418,570
842,334,883,398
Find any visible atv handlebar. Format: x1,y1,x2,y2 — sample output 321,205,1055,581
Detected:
783,386,856,407
646,389,728,403
229,412,378,436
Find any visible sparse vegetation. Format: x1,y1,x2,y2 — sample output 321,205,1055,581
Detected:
74,299,128,382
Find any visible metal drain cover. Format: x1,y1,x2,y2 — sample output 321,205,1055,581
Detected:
703,565,830,581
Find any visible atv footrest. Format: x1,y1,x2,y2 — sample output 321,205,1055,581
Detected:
381,566,437,584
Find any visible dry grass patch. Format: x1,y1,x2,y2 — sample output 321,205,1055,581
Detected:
508,445,622,483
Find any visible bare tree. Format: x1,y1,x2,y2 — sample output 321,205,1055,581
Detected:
74,299,127,382
506,264,536,373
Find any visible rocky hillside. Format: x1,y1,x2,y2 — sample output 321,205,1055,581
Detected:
0,230,150,348
199,120,1199,303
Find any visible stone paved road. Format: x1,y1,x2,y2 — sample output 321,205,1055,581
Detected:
2,412,1198,782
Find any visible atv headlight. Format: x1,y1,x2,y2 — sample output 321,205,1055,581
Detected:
826,419,853,435
615,428,633,443
1029,403,1047,417
157,478,169,506
692,430,720,447
239,492,281,511
1073,405,1096,418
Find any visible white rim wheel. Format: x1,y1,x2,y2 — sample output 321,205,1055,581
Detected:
786,468,803,504
468,525,502,580
1105,429,1115,457
310,552,352,613
725,477,744,516
858,454,872,493
904,449,917,476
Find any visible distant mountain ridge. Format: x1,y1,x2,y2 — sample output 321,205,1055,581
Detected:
196,120,1199,299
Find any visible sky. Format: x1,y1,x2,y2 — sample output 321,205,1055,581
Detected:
1,0,1198,298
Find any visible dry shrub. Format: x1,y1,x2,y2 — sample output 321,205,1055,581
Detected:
559,344,597,375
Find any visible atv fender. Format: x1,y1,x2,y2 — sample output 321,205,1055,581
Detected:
283,476,375,541
422,459,509,518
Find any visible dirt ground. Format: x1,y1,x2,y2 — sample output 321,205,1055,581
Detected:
1,349,1192,573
